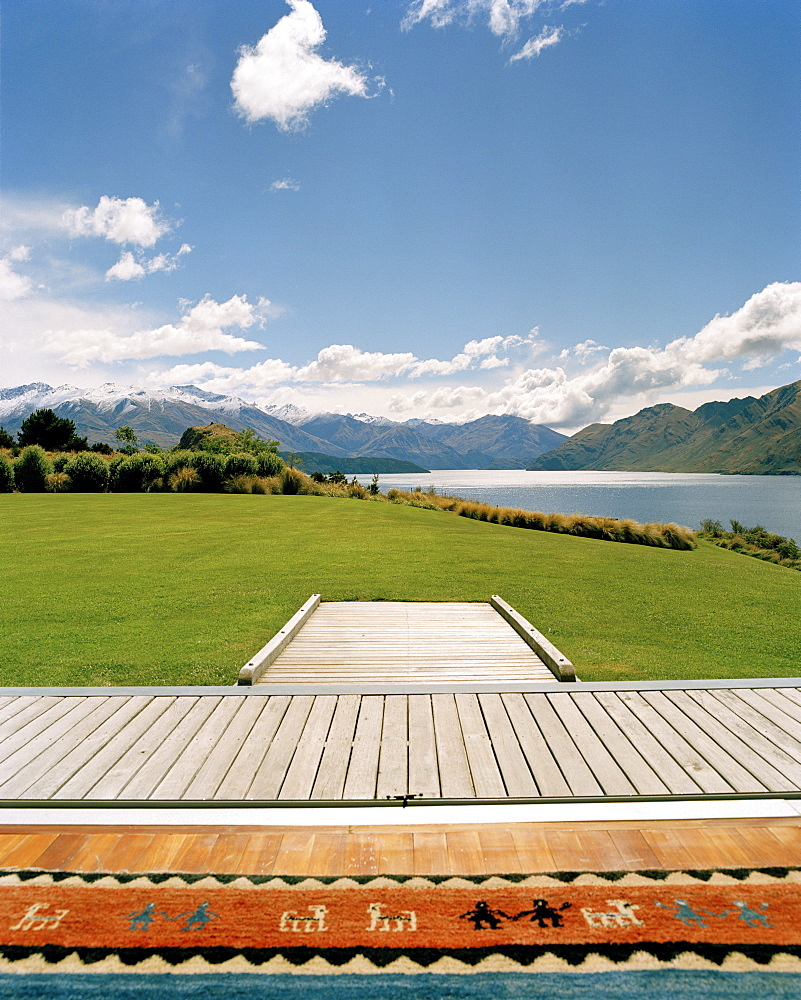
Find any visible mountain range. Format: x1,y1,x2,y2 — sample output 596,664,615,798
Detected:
529,380,801,475
0,383,566,470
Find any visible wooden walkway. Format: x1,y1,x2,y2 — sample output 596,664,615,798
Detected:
3,681,801,805
1,818,799,875
238,597,571,685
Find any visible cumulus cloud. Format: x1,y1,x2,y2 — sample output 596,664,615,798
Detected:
231,0,379,131
105,244,192,282
668,282,801,365
270,177,301,192
63,196,170,247
0,247,34,301
509,25,562,61
295,344,419,381
45,294,270,366
382,282,801,427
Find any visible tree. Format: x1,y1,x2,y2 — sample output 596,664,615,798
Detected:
115,426,140,455
0,426,14,449
18,409,76,450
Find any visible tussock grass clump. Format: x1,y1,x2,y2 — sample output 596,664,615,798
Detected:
379,488,695,550
699,519,800,572
44,472,71,492
169,466,201,492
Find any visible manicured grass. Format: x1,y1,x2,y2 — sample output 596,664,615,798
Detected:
1,493,799,686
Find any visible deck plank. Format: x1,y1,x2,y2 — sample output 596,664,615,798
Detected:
523,693,602,796
478,694,538,797
455,693,505,798
431,694,474,798
408,694,441,798
278,695,337,800
342,695,384,800
311,694,360,800
376,694,408,800
247,696,315,800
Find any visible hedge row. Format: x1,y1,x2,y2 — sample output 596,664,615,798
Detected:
0,446,284,493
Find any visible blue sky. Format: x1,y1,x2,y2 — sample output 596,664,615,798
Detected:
1,0,799,430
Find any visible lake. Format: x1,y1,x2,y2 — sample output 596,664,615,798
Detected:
351,470,801,540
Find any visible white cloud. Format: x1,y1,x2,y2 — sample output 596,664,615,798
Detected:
63,196,170,247
0,248,34,301
404,1,544,36
380,283,801,428
231,0,379,131
669,281,801,365
105,244,193,282
296,344,419,381
44,294,270,366
509,25,563,62
271,177,301,192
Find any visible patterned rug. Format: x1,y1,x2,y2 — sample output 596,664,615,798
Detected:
1,868,800,996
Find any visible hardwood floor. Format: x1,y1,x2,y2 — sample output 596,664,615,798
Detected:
1,819,799,875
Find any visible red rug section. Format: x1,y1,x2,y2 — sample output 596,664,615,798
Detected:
1,883,797,951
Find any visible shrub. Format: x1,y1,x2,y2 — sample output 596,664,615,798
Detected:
13,445,51,492
256,451,284,477
348,482,369,499
192,452,226,491
45,472,71,492
64,452,110,492
224,453,259,479
51,454,70,473
110,453,164,492
310,471,327,483
0,454,14,492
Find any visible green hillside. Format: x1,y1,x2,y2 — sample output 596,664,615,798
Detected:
531,380,801,474
1,494,798,687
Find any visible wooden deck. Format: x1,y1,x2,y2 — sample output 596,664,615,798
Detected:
3,680,801,806
1,818,799,875
239,598,570,685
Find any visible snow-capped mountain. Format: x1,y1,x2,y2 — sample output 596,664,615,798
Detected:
0,383,566,468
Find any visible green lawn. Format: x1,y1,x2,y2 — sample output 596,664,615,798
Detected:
1,493,799,686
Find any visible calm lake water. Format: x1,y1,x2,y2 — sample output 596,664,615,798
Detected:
351,470,801,540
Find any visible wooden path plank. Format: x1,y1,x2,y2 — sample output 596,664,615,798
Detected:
478,694,538,797
547,693,637,795
376,694,408,800
664,691,799,792
690,690,801,774
571,692,669,795
342,695,384,800
279,695,337,800
500,693,570,797
593,692,703,795
0,696,148,798
55,697,176,800
117,698,222,799
184,696,267,800
408,695,441,798
311,695,360,800
614,691,733,794
247,696,315,800
523,694,602,796
431,694,474,798
0,697,96,769
456,693,505,798
153,697,247,800
214,696,291,800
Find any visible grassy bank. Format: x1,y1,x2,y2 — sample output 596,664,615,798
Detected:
1,493,799,686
